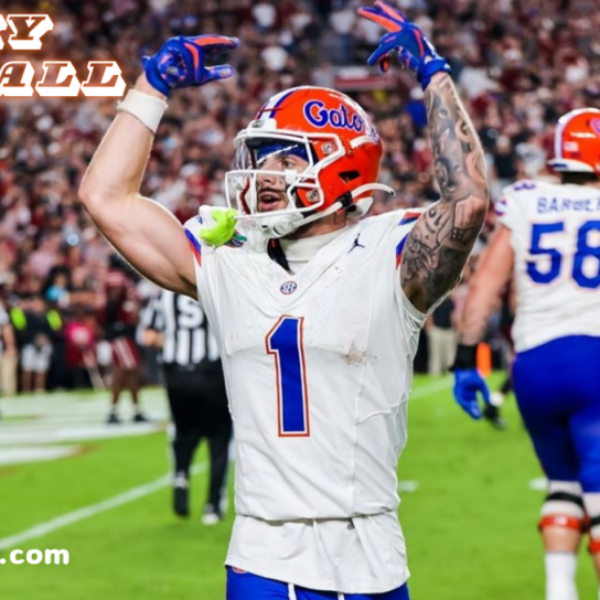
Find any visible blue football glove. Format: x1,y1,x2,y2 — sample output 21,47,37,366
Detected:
143,34,239,96
357,1,451,90
453,369,491,420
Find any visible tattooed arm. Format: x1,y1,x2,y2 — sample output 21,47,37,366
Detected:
401,73,490,313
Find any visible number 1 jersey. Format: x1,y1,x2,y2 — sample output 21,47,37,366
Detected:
184,209,425,522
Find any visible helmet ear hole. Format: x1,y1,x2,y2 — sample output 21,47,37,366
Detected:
339,170,360,183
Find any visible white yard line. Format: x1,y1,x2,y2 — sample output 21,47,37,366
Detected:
0,463,207,552
0,388,167,404
409,376,453,400
0,424,163,446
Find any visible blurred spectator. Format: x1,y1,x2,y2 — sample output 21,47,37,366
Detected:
64,305,100,390
426,297,457,377
11,294,57,393
0,299,18,396
103,256,148,424
492,135,520,200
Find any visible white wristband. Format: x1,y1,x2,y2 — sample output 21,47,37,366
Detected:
117,89,168,134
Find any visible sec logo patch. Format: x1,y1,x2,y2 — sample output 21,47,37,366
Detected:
280,281,298,295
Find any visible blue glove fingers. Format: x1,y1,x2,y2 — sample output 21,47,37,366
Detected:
204,64,235,82
165,51,193,89
453,370,485,420
374,1,407,23
191,34,239,48
182,40,203,76
184,37,238,82
454,392,482,420
144,38,195,94
143,34,239,95
456,390,482,420
366,32,404,66
366,46,388,67
356,6,403,32
359,3,450,91
397,47,420,72
479,379,491,406
190,35,240,55
396,28,425,59
465,401,482,420
142,55,172,96
411,26,426,57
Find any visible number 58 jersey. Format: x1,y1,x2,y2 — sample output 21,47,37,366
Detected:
497,179,600,352
184,209,425,522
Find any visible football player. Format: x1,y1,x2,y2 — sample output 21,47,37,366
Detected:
453,109,600,600
79,2,489,598
104,255,147,424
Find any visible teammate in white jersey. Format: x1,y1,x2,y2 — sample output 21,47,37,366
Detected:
79,3,489,598
453,108,600,600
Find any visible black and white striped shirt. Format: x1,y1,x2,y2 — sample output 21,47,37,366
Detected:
144,290,219,368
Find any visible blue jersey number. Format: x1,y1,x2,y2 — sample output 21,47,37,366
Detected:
573,220,600,288
527,222,564,283
266,316,310,437
527,220,600,288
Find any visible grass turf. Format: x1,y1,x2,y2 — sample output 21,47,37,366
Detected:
0,374,596,599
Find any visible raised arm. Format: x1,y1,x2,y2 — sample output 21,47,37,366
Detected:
357,1,489,313
401,73,489,312
78,35,238,297
79,75,195,294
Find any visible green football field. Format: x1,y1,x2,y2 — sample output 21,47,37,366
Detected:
0,373,596,599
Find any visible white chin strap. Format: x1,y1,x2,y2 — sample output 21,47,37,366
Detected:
256,212,304,238
257,183,395,239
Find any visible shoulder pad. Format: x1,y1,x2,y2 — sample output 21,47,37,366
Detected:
503,179,539,195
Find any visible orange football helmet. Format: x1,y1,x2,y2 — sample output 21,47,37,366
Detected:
548,108,600,174
225,86,393,237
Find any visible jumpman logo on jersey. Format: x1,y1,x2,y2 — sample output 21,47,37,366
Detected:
349,233,366,253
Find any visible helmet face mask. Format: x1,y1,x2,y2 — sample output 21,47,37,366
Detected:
226,129,346,237
225,86,392,238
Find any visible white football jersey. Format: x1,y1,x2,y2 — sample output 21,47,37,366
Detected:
184,209,425,522
497,180,600,352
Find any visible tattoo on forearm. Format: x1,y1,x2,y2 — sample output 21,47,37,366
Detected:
450,225,479,244
401,74,489,312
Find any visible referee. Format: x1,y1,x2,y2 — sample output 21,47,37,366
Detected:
144,289,232,523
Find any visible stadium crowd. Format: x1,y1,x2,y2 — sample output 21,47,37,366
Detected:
1,0,598,392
